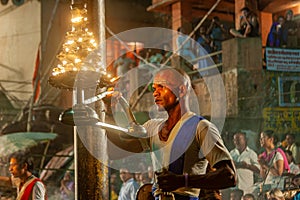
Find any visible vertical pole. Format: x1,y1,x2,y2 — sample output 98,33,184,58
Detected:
98,0,106,66
97,0,109,199
73,126,78,200
73,84,83,200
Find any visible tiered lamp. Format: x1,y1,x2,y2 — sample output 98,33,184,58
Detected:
48,2,100,89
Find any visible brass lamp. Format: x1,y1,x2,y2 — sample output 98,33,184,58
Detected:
48,2,100,89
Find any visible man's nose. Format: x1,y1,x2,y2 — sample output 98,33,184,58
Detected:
153,90,159,97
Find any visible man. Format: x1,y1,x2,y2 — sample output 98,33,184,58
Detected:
107,67,236,199
0,150,47,200
285,133,300,165
283,10,298,48
230,7,259,38
118,168,140,200
229,132,260,195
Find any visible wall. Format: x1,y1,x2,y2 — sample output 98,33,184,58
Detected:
0,0,40,106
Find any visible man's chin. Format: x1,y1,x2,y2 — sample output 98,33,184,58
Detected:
156,105,165,112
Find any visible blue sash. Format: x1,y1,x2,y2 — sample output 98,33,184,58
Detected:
169,115,203,174
153,115,203,200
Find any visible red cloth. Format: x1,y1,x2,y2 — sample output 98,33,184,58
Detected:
20,177,47,200
32,44,41,103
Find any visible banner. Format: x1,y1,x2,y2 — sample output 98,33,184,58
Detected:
263,107,300,133
266,47,300,72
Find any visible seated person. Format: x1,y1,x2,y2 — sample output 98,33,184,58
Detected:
230,7,260,38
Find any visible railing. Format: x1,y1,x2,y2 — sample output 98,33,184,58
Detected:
187,50,223,80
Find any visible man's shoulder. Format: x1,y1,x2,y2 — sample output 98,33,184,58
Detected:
33,179,46,193
245,146,258,155
196,117,213,128
230,148,238,154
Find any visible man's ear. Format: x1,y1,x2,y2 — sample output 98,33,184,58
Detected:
23,162,28,170
179,85,187,97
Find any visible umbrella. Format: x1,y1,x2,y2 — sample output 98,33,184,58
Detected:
0,132,57,157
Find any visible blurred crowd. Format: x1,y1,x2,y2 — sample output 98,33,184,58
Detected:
107,131,300,200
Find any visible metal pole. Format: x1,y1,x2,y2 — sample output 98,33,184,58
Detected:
73,84,83,200
73,126,78,200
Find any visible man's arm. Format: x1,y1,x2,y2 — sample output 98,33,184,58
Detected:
106,128,144,153
105,114,145,160
156,160,236,192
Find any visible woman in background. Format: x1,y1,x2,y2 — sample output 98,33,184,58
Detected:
258,130,290,189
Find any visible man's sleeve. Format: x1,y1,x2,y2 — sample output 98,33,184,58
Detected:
250,150,260,169
196,120,232,167
32,181,46,200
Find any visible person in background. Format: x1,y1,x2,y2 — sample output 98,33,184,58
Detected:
206,16,227,63
230,188,244,200
118,168,139,200
292,174,300,200
229,131,260,195
230,7,260,38
0,150,47,200
110,173,119,200
177,26,196,61
283,10,298,48
267,188,285,200
285,133,300,165
242,193,256,200
258,130,290,190
60,171,74,200
266,16,285,47
197,26,212,54
147,166,154,183
195,26,212,76
285,150,300,175
176,26,198,73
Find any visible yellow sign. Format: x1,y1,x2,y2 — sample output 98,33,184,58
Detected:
263,107,300,133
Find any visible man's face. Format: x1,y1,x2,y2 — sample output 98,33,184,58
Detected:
9,158,24,178
286,13,292,21
242,10,248,17
119,169,132,183
152,71,180,111
233,133,246,150
286,135,294,145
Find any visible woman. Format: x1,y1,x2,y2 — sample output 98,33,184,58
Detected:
266,16,285,47
258,130,290,189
